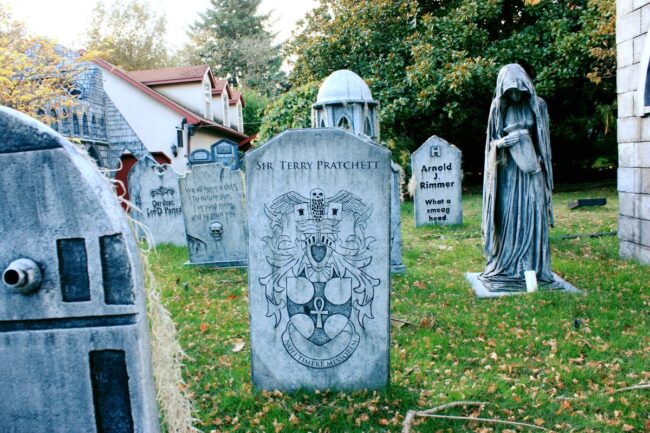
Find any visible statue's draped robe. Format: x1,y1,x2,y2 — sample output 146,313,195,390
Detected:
479,65,555,291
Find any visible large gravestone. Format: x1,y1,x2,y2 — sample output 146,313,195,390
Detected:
411,136,463,226
0,107,159,432
179,163,247,267
246,129,391,391
128,158,186,246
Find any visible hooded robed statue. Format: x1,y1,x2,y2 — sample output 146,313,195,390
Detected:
479,63,556,292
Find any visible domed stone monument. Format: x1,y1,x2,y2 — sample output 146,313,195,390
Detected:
312,69,380,142
312,70,406,274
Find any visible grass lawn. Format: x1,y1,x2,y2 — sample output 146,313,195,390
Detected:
150,184,649,433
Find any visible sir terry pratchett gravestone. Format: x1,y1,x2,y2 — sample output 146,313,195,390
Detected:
128,157,186,246
411,135,463,226
246,128,391,391
179,162,248,267
0,106,159,433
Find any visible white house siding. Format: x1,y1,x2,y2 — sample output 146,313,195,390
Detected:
228,102,242,132
190,130,238,154
617,0,650,264
100,66,189,173
152,82,206,122
212,94,228,124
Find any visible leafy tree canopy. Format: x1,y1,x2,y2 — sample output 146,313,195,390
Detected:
257,81,319,143
85,0,171,71
241,87,269,136
284,0,615,180
188,0,285,96
0,3,89,118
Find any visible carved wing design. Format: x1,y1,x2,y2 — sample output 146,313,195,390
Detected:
326,190,367,215
268,191,310,215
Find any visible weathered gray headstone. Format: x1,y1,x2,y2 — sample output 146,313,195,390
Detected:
246,128,391,391
411,136,463,226
0,106,159,432
390,162,406,273
128,158,186,246
179,163,247,267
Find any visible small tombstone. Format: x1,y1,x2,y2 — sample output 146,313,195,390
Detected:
179,163,248,267
390,162,406,273
246,129,391,391
411,136,463,226
128,158,186,246
188,139,240,170
568,198,607,209
0,107,159,432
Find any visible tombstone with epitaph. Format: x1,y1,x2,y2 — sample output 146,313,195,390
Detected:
128,157,186,246
246,129,391,391
0,107,159,432
179,163,247,267
412,136,463,226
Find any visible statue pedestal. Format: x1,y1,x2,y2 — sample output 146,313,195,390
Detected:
465,272,582,299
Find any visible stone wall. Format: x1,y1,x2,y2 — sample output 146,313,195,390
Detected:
617,0,650,264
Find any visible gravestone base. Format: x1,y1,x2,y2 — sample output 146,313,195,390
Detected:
184,259,247,269
465,272,582,299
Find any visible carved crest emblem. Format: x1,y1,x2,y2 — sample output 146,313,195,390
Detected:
261,188,379,368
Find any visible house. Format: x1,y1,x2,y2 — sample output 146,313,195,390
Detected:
96,59,250,175
42,53,250,201
616,0,650,264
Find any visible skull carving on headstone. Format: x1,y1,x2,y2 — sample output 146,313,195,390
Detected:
210,222,223,241
310,188,325,222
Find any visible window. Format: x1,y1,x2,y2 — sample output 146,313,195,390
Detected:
636,34,650,115
50,109,59,132
100,116,107,139
82,113,90,137
337,115,351,130
363,116,373,137
91,114,98,139
72,113,80,136
204,80,211,118
62,109,71,135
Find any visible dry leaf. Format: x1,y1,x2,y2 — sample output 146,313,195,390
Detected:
199,322,208,333
232,340,246,352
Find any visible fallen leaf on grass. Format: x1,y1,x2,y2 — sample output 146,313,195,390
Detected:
199,322,208,333
420,314,436,328
391,317,414,329
232,339,246,352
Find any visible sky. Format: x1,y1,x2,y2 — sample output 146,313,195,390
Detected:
4,0,318,51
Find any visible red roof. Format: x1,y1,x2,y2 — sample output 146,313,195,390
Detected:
94,58,247,141
212,79,232,98
129,65,212,86
239,133,257,151
229,90,245,107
